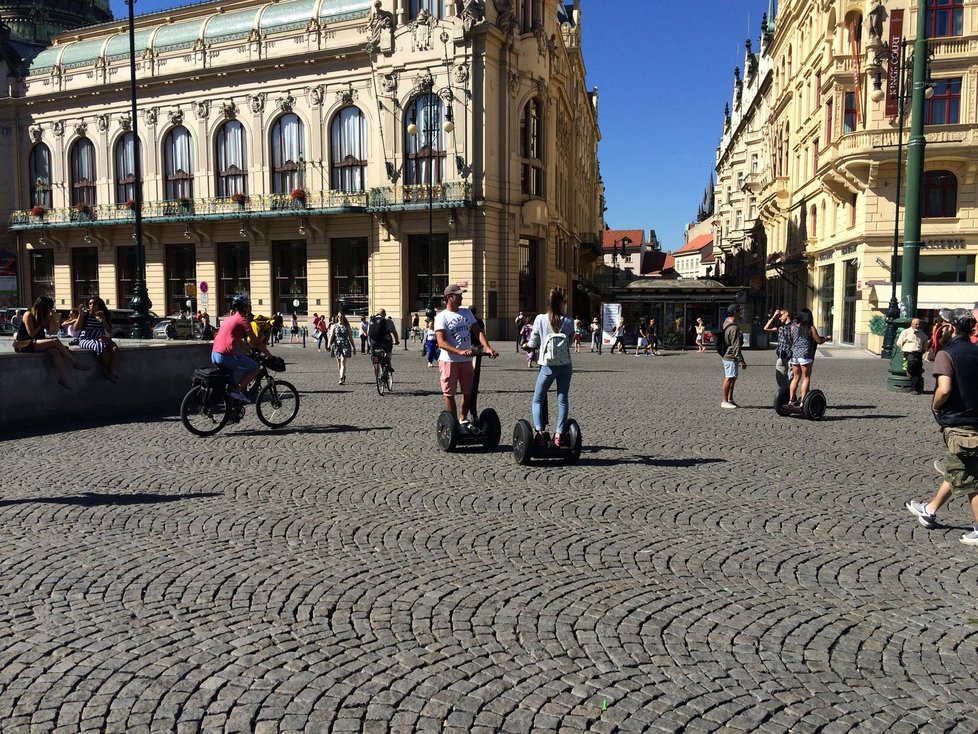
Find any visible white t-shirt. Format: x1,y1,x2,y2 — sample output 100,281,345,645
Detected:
528,314,575,350
435,307,477,363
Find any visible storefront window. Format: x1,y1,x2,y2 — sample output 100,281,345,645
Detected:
273,240,307,315
217,242,250,315
165,244,196,315
409,234,448,314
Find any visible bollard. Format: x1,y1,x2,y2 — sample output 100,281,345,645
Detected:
302,327,307,348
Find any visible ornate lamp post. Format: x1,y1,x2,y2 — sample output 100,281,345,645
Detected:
126,0,152,338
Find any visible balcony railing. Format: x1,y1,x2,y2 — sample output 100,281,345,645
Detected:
9,184,475,229
367,181,472,211
9,190,371,229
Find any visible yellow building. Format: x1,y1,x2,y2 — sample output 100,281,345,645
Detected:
4,0,603,336
716,0,978,349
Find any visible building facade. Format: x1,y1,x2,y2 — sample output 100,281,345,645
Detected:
715,0,978,349
5,0,603,336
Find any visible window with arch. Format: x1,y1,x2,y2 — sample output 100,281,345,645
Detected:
28,143,52,207
114,132,142,204
405,94,446,186
271,113,305,194
409,0,444,19
846,14,862,55
70,138,97,206
330,106,368,192
215,120,247,197
923,170,957,217
520,98,543,196
810,205,818,239
163,125,194,200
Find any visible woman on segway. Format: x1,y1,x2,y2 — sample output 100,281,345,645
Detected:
526,289,575,448
787,308,830,406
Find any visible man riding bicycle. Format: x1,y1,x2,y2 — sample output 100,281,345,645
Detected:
368,308,400,380
211,294,273,402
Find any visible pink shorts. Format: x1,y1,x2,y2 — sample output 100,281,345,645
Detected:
438,360,474,397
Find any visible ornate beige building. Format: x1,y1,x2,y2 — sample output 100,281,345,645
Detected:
715,0,978,349
5,0,603,335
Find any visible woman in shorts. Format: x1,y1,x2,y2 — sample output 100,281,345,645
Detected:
788,308,830,405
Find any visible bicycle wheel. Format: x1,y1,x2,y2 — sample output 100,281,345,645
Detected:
384,366,394,392
376,366,387,395
256,380,300,428
180,386,230,436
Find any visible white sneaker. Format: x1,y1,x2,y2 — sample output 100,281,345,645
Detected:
720,401,737,409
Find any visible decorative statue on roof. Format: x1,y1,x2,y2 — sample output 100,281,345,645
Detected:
456,0,485,33
868,0,886,44
368,1,394,47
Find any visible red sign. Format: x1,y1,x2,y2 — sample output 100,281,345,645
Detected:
886,10,904,118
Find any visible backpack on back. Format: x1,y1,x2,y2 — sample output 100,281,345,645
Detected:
541,323,571,367
367,316,389,341
716,323,734,356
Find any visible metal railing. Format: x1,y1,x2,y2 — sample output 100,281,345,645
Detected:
367,181,472,211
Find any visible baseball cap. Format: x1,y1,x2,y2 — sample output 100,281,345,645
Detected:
444,282,467,297
726,304,742,315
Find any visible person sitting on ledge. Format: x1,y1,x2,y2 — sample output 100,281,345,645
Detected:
72,296,119,382
13,296,89,388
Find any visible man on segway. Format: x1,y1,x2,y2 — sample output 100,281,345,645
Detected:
435,282,498,434
368,308,399,381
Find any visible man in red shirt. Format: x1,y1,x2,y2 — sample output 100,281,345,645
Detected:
211,295,271,402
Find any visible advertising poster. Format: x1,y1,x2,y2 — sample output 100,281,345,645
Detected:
0,251,16,309
601,302,621,346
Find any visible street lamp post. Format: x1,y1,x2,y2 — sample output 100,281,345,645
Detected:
407,62,455,325
126,0,152,338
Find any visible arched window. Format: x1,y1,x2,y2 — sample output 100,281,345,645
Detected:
70,138,97,206
330,106,368,192
215,121,247,197
163,125,194,199
409,0,444,19
271,113,305,194
114,132,142,204
520,98,543,196
405,94,446,186
28,143,52,207
923,170,957,217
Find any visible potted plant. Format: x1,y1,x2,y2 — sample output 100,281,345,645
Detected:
124,198,136,210
74,202,94,221
231,192,247,207
868,314,887,355
290,187,306,201
30,205,45,218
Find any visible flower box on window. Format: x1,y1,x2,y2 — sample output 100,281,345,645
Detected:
231,192,247,207
71,203,96,222
124,199,136,210
30,205,46,218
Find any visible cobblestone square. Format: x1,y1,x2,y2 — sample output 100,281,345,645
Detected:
2,345,976,733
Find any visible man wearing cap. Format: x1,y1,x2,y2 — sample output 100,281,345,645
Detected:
719,304,747,409
897,317,928,394
436,282,498,433
906,312,978,547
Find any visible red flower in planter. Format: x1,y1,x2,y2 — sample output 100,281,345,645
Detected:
124,199,136,210
30,205,46,217
231,192,247,204
290,188,306,201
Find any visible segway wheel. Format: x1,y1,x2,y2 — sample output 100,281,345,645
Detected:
480,408,501,450
774,385,791,416
437,410,459,452
512,419,534,465
803,389,827,421
564,419,583,465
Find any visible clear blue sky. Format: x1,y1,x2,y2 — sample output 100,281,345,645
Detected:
109,0,766,251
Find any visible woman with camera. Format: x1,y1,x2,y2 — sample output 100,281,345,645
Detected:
72,296,119,381
13,297,89,388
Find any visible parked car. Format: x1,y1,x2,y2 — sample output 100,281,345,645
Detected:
153,318,195,340
0,321,16,336
108,309,159,338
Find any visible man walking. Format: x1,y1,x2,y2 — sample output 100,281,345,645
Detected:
763,308,792,387
719,304,747,409
897,317,928,394
514,311,526,353
906,312,978,546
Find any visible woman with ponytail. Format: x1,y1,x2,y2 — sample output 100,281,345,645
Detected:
526,288,576,448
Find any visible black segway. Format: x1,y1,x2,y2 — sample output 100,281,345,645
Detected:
512,398,583,465
774,385,827,420
436,349,501,452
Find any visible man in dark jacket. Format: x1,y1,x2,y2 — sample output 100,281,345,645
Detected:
906,311,978,545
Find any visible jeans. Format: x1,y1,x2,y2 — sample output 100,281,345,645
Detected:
532,364,572,434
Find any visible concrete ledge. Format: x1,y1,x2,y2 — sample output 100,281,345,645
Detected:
0,339,213,431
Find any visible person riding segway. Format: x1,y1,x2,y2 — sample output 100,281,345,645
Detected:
773,308,830,420
434,282,501,451
512,289,583,465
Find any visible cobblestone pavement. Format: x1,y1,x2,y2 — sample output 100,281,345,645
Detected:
2,344,976,733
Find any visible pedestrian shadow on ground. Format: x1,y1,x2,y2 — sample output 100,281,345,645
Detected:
821,413,906,421
575,455,726,468
229,425,389,436
0,491,221,508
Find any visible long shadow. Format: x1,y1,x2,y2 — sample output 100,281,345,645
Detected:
823,414,906,421
385,390,439,397
229,425,390,436
576,456,727,468
0,491,221,508
294,390,345,395
833,404,879,410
